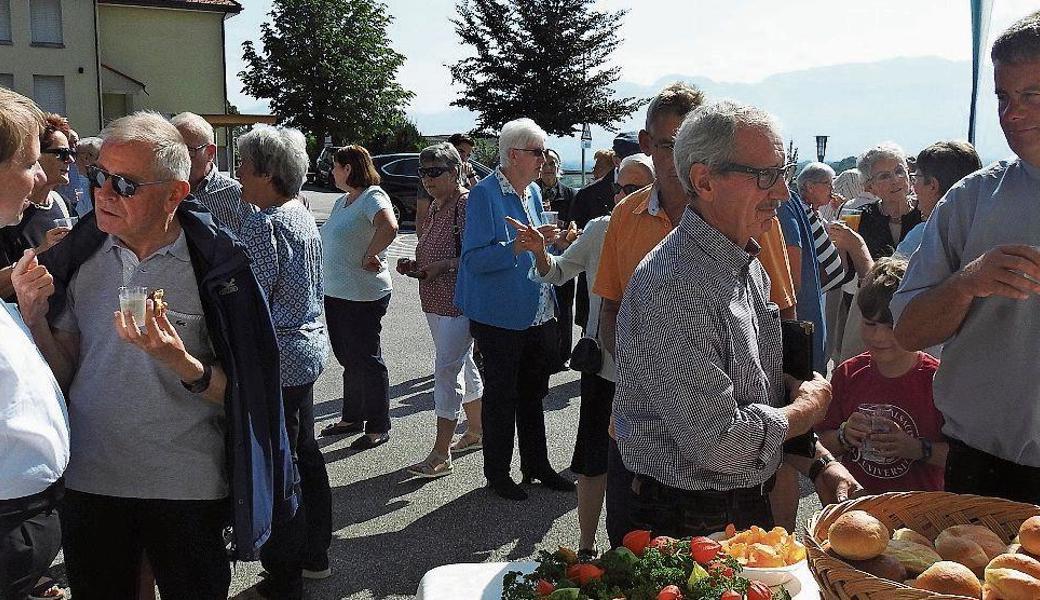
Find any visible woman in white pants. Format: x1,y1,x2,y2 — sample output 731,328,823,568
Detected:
401,143,483,478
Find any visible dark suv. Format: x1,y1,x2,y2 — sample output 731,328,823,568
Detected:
316,149,493,224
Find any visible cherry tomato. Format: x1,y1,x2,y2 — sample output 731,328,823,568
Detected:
657,584,683,600
535,579,555,596
720,590,742,600
622,529,653,556
746,581,772,600
690,536,723,565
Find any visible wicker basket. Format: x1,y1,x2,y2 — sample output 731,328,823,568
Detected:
805,491,1040,600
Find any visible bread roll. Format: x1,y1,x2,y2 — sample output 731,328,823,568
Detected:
847,554,908,581
893,527,935,549
986,553,1040,581
1019,516,1040,556
883,538,943,575
913,561,982,598
984,568,1040,600
829,511,890,561
937,525,1007,575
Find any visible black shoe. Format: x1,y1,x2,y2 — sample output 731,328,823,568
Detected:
523,469,576,491
488,478,528,501
349,433,390,450
319,421,363,437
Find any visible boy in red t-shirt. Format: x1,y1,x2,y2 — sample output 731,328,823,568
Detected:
816,258,948,493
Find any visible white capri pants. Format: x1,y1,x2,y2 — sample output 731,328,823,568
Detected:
425,313,484,420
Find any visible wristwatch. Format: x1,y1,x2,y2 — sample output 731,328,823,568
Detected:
181,363,213,394
919,438,933,462
808,454,837,482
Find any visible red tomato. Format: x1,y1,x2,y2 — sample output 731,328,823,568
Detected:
746,581,771,600
535,579,555,596
690,536,723,565
719,591,742,600
565,563,605,586
622,529,653,556
657,584,683,600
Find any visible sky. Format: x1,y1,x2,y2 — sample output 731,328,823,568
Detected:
224,0,1038,162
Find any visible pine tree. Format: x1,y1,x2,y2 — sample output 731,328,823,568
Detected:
240,0,414,159
449,0,646,137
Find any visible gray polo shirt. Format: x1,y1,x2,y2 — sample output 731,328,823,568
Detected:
54,231,228,500
891,158,1040,467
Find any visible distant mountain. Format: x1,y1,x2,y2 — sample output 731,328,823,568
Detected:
410,56,1013,170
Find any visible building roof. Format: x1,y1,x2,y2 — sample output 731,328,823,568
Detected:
97,0,243,15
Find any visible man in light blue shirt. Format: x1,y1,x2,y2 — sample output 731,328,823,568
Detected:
891,10,1040,504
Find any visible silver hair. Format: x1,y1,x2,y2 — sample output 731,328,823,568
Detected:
833,168,865,199
170,112,215,145
857,142,907,181
236,124,309,199
100,111,190,182
419,142,466,187
796,161,835,189
75,136,103,160
618,152,655,179
673,100,782,197
498,118,547,169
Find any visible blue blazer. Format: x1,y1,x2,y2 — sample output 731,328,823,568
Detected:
455,173,555,330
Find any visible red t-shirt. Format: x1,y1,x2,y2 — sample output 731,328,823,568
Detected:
816,352,944,493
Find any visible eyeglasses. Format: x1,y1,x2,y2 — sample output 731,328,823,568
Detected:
869,165,908,183
186,142,209,156
612,183,644,197
717,162,796,190
512,148,549,159
41,147,77,161
417,166,452,179
87,165,171,198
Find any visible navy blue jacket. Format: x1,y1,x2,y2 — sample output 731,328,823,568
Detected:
40,198,299,561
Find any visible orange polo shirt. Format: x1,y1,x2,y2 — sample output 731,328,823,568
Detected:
593,186,676,302
756,217,796,311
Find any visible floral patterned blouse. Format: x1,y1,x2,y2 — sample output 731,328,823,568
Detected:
415,192,468,317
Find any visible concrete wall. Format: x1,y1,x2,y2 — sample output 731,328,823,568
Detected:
0,0,103,135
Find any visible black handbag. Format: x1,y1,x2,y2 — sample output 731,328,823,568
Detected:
781,319,818,457
569,302,603,374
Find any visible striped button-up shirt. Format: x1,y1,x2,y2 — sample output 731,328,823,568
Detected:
614,208,789,492
192,165,255,233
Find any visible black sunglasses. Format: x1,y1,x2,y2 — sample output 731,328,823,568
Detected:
87,165,170,198
512,147,549,159
42,147,77,161
612,183,643,197
417,166,452,179
717,162,797,190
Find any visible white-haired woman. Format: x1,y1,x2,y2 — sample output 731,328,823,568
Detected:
840,143,922,260
400,143,483,478
516,152,654,550
236,125,331,598
455,117,572,501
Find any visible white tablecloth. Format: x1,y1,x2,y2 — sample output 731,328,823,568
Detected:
416,560,821,599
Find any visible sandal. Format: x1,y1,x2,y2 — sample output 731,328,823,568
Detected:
451,432,483,453
406,453,453,478
29,577,66,600
319,421,363,437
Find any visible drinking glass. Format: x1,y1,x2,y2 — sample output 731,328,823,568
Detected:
54,216,79,229
859,403,896,462
540,210,559,226
118,286,149,326
838,206,863,232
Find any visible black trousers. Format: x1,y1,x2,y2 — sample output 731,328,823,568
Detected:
945,437,1040,504
628,475,775,539
260,383,333,599
555,280,575,366
0,482,63,600
325,293,391,433
605,439,635,548
575,274,590,331
61,490,230,600
470,319,557,484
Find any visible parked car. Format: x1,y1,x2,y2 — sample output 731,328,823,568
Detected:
316,148,493,224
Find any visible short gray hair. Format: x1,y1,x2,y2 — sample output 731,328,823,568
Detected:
673,100,781,197
75,136,102,162
170,112,215,145
498,118,547,169
857,142,907,181
101,111,190,182
236,124,309,199
419,142,466,187
618,152,655,179
796,161,835,189
991,10,1040,64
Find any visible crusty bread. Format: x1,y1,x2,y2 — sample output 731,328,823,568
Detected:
914,561,982,598
846,554,907,582
828,510,890,561
984,568,1040,600
1019,516,1040,556
883,538,943,575
893,527,935,549
937,525,1007,576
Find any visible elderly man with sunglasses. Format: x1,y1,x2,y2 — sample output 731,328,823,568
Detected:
11,111,297,599
612,100,861,540
172,112,255,233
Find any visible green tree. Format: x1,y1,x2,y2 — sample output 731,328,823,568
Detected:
367,115,425,155
449,0,646,137
240,0,414,161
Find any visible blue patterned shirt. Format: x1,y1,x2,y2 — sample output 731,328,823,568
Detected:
239,200,329,387
493,168,556,326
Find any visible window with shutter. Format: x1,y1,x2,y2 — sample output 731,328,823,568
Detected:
33,75,65,115
30,0,62,46
0,1,12,43
0,74,13,90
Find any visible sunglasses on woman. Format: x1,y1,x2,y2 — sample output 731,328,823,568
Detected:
41,148,77,161
417,166,452,179
87,165,170,198
612,183,643,197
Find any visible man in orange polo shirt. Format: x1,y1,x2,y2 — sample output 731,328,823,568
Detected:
594,81,704,547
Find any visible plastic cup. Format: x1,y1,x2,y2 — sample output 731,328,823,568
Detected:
540,210,559,226
859,403,896,462
838,207,862,231
118,286,148,326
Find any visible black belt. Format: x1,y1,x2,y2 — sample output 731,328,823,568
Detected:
634,473,776,500
0,478,64,523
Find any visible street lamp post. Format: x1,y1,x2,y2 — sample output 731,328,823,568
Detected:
580,123,592,187
815,135,829,163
